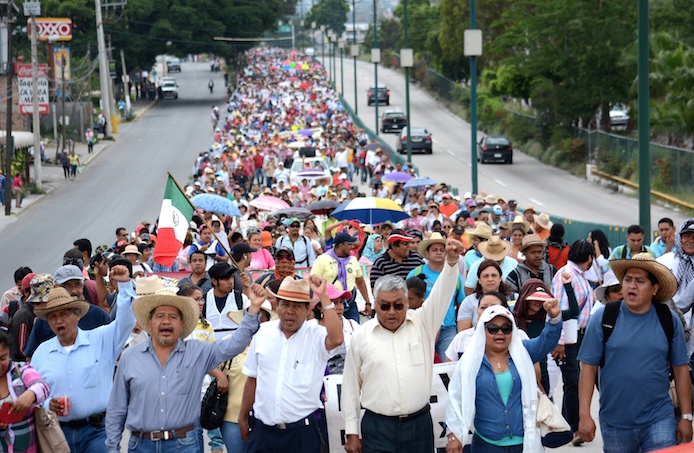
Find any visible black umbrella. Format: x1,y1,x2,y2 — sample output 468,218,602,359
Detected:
306,199,340,215
267,207,315,222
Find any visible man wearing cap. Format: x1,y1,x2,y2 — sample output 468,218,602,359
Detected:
178,249,214,295
275,218,316,267
256,247,301,290
106,278,267,453
369,229,424,289
311,232,372,321
188,224,228,271
238,275,344,452
211,214,231,252
609,224,654,262
273,162,290,186
523,206,536,224
504,199,518,222
343,239,464,453
532,212,553,241
407,232,466,358
578,254,692,451
203,262,251,333
464,235,518,296
9,274,52,361
31,264,135,453
439,193,458,218
506,234,557,293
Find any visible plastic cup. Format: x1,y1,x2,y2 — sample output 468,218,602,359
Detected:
60,395,70,417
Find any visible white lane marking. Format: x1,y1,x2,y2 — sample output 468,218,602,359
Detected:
494,179,508,188
529,198,545,207
446,150,455,157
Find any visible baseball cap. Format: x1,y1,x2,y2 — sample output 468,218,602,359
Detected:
208,263,237,280
21,273,38,292
492,204,503,215
232,242,258,255
465,199,476,207
54,265,85,285
326,284,352,301
387,229,412,244
27,274,54,304
275,246,295,258
334,232,358,246
478,305,515,327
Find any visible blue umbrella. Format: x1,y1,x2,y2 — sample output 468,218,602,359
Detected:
383,171,413,183
191,194,243,217
298,129,314,137
404,176,437,189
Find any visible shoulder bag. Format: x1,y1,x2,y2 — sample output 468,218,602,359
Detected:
200,361,230,430
34,406,70,453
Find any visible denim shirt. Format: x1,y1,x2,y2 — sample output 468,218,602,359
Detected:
473,320,561,441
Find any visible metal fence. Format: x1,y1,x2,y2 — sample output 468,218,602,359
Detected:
425,68,458,100
550,215,629,250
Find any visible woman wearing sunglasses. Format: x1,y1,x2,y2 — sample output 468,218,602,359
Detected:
446,301,562,453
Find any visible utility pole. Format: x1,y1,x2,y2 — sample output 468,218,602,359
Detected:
94,0,112,136
27,3,41,190
3,0,16,216
60,54,66,153
637,0,650,230
352,0,357,115
120,48,130,114
373,0,379,134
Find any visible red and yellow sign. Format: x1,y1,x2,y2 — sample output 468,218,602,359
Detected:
27,18,72,41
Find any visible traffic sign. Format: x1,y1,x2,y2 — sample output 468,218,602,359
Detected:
23,2,41,16
17,64,49,115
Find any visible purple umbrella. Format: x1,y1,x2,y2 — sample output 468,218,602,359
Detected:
297,169,329,178
383,171,413,183
298,129,314,137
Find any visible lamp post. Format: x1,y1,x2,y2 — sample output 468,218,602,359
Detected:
311,21,316,53
24,1,42,189
351,0,358,115
320,25,326,67
339,38,345,95
465,1,482,194
372,0,379,134
331,32,337,87
300,20,304,51
402,0,413,163
637,0,650,229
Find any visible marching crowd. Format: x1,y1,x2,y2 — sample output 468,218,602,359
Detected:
0,47,692,453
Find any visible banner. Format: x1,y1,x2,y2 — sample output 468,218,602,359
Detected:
324,362,463,453
17,64,49,115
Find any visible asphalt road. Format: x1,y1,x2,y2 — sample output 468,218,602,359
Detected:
0,61,228,291
325,56,688,231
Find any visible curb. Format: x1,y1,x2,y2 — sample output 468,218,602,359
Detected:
132,101,158,122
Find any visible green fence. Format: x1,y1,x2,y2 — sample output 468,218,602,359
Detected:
425,68,458,100
549,214,630,249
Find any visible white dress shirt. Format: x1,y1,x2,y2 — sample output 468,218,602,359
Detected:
341,261,458,435
243,320,329,424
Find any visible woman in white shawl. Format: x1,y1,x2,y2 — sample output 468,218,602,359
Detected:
445,303,562,453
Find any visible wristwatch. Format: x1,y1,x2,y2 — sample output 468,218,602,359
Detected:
322,303,336,311
447,435,457,443
682,413,693,421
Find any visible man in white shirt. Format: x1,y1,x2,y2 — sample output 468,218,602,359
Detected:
342,238,463,453
273,162,290,185
238,275,343,452
204,263,249,333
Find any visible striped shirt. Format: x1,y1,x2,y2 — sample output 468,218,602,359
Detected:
368,251,423,288
552,260,593,341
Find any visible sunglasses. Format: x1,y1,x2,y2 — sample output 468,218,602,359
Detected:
276,255,294,261
289,224,300,228
379,303,405,311
485,323,513,335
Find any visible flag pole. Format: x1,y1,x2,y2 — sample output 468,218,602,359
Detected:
166,172,235,263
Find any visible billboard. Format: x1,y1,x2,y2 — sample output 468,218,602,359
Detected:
17,64,49,115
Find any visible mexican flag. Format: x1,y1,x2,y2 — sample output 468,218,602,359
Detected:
153,175,194,267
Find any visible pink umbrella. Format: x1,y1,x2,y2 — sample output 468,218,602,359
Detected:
249,195,290,211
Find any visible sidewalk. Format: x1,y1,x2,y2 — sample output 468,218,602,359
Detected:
0,99,157,229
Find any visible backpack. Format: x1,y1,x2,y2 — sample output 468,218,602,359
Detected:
413,265,461,310
600,301,674,367
202,290,244,316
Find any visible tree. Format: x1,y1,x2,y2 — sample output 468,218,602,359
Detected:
305,0,350,34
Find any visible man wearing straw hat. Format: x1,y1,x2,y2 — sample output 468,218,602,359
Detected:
31,264,136,453
106,277,267,453
578,253,692,451
238,275,344,452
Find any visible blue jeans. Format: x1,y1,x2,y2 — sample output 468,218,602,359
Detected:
61,422,108,453
127,428,199,452
601,415,676,453
471,434,522,452
436,326,458,360
254,169,264,186
194,419,224,451
221,421,246,453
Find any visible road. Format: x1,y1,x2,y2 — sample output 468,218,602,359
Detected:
324,56,688,231
0,61,229,291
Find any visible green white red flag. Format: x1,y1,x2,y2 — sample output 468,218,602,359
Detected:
153,175,193,267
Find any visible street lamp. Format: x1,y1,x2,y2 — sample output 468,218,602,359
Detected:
401,48,414,163
331,32,337,87
351,44,359,115
372,0,379,134
465,3,483,194
300,20,304,51
311,22,316,56
339,38,345,95
320,25,326,65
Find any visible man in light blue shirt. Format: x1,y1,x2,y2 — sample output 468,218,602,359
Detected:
31,264,135,453
649,217,675,258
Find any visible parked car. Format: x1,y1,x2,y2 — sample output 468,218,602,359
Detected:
166,58,181,72
396,127,432,154
367,85,390,106
609,105,629,128
381,110,407,133
477,135,513,164
160,80,179,100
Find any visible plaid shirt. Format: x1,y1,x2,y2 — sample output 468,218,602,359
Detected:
553,260,593,342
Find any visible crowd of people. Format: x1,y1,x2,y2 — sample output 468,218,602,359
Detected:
0,47,693,453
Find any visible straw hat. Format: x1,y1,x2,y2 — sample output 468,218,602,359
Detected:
226,300,277,325
507,215,532,234
268,277,318,303
122,244,142,257
418,232,447,256
519,234,545,252
35,287,90,320
466,222,493,240
533,213,553,230
132,276,198,338
610,253,677,303
478,235,512,261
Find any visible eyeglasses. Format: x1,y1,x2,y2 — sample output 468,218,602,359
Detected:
276,255,294,261
61,281,84,291
379,303,405,311
485,323,513,335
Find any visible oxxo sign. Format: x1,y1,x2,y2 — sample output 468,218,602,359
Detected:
17,64,49,115
27,18,72,41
